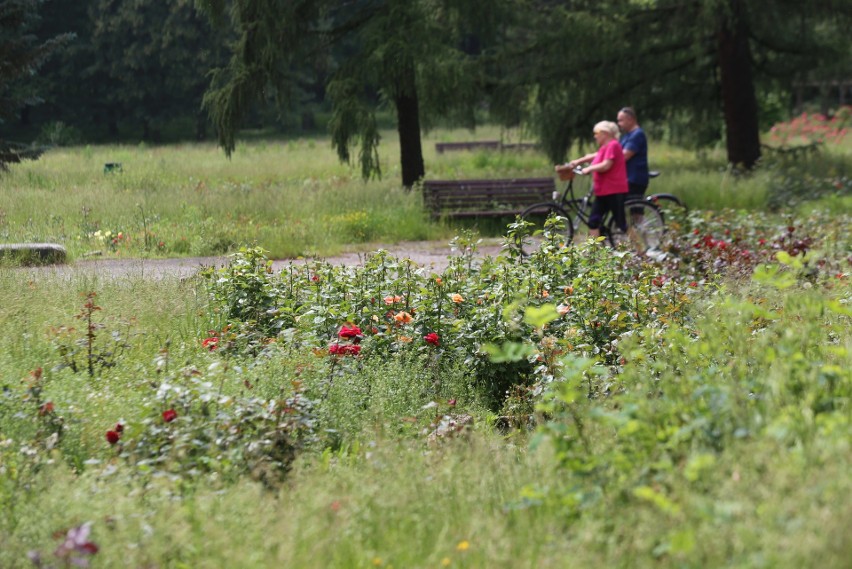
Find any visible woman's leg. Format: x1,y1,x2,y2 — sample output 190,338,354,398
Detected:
587,197,605,238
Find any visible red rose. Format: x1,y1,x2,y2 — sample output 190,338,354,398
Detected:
342,345,361,356
106,430,120,445
338,325,363,340
330,343,361,356
424,332,440,347
162,409,177,423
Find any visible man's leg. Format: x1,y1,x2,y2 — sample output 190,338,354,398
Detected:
628,183,648,225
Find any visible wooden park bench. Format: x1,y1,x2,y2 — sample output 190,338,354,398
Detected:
434,141,539,154
435,141,501,153
421,177,556,219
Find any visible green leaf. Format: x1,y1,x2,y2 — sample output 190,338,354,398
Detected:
633,485,681,514
668,529,696,554
482,341,535,363
752,264,796,289
523,304,559,327
775,250,803,269
684,452,716,482
826,300,852,317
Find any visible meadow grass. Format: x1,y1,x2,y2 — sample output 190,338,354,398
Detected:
3,409,849,568
3,126,846,261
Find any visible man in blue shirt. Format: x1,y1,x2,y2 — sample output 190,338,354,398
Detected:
617,107,649,198
618,107,666,260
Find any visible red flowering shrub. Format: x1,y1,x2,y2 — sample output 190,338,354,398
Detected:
768,108,850,146
119,377,317,486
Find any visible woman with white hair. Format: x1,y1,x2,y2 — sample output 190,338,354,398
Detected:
555,120,629,237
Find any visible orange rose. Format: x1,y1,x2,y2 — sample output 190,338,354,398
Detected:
394,311,413,324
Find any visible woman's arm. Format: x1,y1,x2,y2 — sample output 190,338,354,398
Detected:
581,159,613,175
565,153,597,168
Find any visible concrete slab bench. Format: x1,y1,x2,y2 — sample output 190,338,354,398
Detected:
0,243,67,265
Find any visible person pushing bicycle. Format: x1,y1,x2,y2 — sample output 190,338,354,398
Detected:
617,107,649,199
555,121,628,238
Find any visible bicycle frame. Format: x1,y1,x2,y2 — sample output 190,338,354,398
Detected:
553,168,610,231
555,168,685,230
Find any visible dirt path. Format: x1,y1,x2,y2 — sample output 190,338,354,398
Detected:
18,239,507,280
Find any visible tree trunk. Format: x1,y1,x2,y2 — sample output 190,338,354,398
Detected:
395,73,425,188
716,0,761,169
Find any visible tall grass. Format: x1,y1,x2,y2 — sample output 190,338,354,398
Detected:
4,421,849,568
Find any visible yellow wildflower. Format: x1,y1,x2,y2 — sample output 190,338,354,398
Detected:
456,540,470,552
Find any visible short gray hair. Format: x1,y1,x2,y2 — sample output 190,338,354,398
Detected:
593,121,619,137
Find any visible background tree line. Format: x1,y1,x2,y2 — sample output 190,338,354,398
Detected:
2,0,850,182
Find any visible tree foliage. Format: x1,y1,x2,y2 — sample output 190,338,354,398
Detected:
199,0,510,187
494,0,852,168
0,0,70,169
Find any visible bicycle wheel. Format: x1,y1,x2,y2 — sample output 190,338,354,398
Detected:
645,193,688,226
517,203,575,256
606,199,665,254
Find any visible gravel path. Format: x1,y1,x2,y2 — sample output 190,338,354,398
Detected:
15,239,507,280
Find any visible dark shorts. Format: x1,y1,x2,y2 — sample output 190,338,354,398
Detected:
628,182,648,197
588,193,627,232
628,182,648,215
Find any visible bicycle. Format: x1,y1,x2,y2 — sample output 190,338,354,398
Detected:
515,167,669,256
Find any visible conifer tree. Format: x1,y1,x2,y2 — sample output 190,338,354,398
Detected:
198,0,507,187
0,0,70,169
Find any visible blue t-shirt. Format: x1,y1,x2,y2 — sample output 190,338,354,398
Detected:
619,128,649,186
